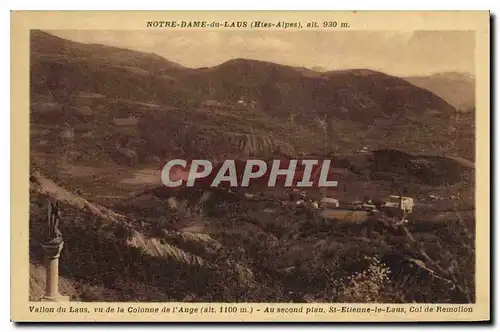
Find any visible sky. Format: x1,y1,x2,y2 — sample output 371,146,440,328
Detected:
49,30,475,77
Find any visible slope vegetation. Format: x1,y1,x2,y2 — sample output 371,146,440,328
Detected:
30,30,472,167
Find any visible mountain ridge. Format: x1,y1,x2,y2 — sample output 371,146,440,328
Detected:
30,30,474,166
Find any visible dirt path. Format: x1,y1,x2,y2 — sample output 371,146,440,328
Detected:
120,168,161,185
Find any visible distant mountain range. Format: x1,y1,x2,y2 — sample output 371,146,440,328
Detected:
30,30,475,167
404,72,475,111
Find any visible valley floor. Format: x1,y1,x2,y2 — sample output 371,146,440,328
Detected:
28,159,475,303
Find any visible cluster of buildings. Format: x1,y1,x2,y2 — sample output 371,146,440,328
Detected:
291,189,415,215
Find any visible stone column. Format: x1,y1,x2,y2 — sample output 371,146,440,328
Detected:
40,241,69,302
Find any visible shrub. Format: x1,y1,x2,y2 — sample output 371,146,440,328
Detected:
339,256,395,302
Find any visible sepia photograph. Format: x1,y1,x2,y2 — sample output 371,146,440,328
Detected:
11,10,490,322
28,28,477,303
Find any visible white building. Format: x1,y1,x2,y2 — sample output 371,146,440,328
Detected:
384,195,415,213
320,197,340,208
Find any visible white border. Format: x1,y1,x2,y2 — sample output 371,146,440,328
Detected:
4,1,497,331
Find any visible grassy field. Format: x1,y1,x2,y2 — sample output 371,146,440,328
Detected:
319,209,370,222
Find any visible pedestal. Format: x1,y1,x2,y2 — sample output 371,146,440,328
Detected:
41,294,70,302
40,241,69,302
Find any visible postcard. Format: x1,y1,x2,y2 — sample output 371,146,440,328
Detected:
11,10,490,322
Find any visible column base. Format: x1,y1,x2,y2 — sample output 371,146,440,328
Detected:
41,294,70,302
